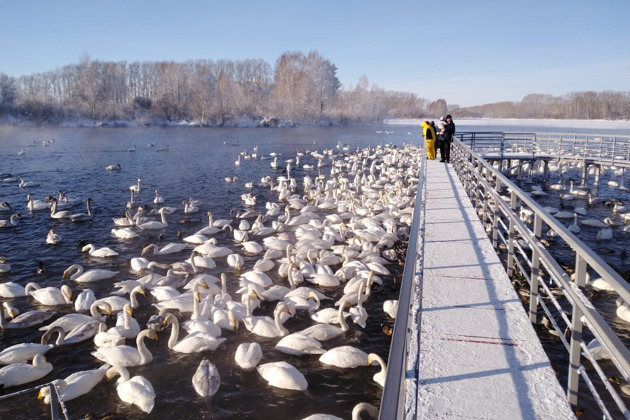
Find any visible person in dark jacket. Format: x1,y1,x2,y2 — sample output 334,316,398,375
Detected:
441,114,455,163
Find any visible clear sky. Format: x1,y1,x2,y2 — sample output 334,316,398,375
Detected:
1,0,628,107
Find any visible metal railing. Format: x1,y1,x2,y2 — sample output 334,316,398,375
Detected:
458,132,630,165
448,135,630,419
0,381,69,420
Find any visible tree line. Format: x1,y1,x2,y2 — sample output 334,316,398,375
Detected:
0,51,628,125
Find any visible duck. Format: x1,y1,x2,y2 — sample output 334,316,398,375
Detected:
62,264,118,283
92,329,158,367
106,364,155,413
0,354,53,387
257,361,308,391
81,243,119,258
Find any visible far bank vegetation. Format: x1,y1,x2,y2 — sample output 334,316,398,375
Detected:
0,51,628,126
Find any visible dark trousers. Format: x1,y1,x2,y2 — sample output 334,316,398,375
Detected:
436,138,444,159
443,141,451,162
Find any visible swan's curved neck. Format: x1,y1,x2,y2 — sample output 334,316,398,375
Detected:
339,302,349,332
166,314,180,348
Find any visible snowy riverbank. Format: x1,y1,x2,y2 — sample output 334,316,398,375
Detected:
385,118,630,130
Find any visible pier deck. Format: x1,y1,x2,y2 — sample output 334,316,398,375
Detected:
405,159,576,419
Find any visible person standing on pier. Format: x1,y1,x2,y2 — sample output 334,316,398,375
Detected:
441,114,455,163
436,116,446,160
421,121,436,160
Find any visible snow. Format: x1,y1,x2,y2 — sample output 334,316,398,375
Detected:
386,118,630,130
404,159,576,419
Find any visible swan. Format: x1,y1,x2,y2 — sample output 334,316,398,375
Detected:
0,213,21,227
0,342,53,364
106,365,155,414
110,304,141,339
243,302,293,338
38,364,110,404
92,328,158,367
48,198,71,219
319,345,369,368
82,243,119,258
113,210,135,226
110,227,138,241
234,342,263,371
25,283,73,305
46,229,62,244
153,189,164,204
227,253,244,270
183,200,200,214
16,176,39,188
95,285,145,311
0,281,34,298
349,285,368,328
0,308,56,329
136,207,168,229
74,289,96,312
142,242,189,256
568,214,580,234
129,178,141,193
63,264,118,283
0,257,11,274
383,299,399,319
40,301,111,332
352,403,379,420
275,333,326,355
580,218,608,228
367,353,387,387
616,298,630,323
0,354,53,387
0,201,12,212
41,321,103,345
192,358,221,397
27,195,48,211
299,301,350,341
161,312,226,353
309,292,349,325
596,227,613,241
105,163,121,170
69,197,93,222
257,361,308,391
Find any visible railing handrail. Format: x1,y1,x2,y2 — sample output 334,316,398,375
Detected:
378,147,426,420
449,135,630,418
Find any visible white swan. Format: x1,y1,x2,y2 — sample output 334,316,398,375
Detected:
41,321,103,345
596,227,613,241
234,342,263,371
0,281,31,299
48,198,70,219
616,298,630,323
319,345,369,368
0,342,53,364
153,189,164,204
46,229,62,244
111,227,139,239
27,195,48,211
16,176,39,188
243,302,293,338
81,243,119,258
192,358,221,397
367,353,387,387
106,364,155,414
299,301,350,341
69,197,93,222
105,163,121,170
130,178,142,193
92,328,158,367
383,299,398,319
25,283,73,306
95,285,145,311
62,263,118,283
0,213,21,227
352,403,379,420
275,333,326,355
227,253,244,270
162,312,226,353
40,301,111,332
142,242,189,256
38,364,110,404
568,214,580,234
580,218,608,228
183,200,200,214
0,308,55,329
136,207,168,229
257,361,308,391
110,304,140,339
0,354,53,387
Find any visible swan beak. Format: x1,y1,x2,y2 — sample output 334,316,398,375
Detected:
37,388,45,399
194,292,201,303
150,330,159,341
127,307,133,316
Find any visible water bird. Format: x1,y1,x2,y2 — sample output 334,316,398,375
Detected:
0,354,53,387
106,365,155,413
192,359,221,397
105,163,121,170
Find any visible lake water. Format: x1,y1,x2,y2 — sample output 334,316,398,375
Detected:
0,122,628,419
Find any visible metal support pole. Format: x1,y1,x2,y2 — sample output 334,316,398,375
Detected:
567,305,584,406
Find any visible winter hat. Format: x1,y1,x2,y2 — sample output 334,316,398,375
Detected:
439,116,445,121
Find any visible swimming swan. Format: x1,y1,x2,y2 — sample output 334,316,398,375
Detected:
39,364,110,404
0,354,52,387
192,358,221,397
234,342,263,371
257,361,308,391
0,342,53,364
81,243,119,258
63,263,118,283
162,312,226,353
41,321,103,345
319,345,369,368
106,364,155,413
92,328,158,367
367,353,387,387
25,283,73,306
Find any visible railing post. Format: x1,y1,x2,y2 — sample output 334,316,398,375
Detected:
529,213,543,323
574,254,587,288
567,305,584,407
506,190,517,277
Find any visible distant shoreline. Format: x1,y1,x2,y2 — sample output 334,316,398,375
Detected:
385,118,630,130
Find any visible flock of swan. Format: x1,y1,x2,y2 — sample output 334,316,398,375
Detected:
0,140,422,419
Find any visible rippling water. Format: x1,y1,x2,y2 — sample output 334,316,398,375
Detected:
0,125,412,419
1,124,628,419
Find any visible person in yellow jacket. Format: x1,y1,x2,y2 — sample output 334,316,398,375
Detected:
421,121,436,159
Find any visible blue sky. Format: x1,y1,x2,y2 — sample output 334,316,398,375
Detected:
1,0,628,107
